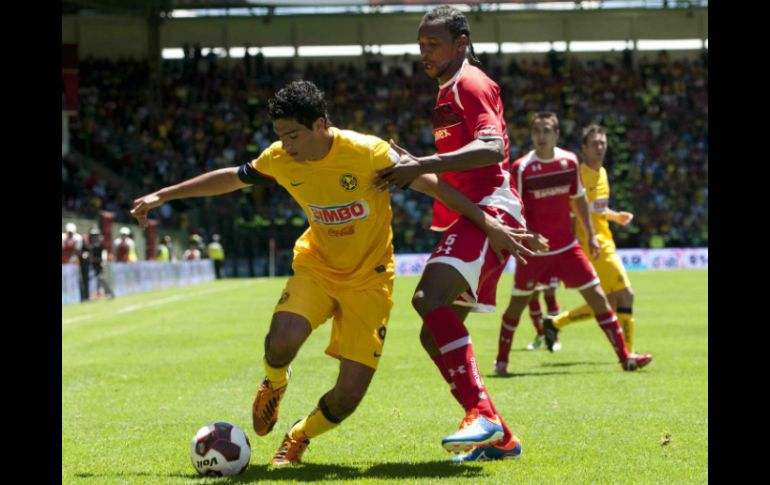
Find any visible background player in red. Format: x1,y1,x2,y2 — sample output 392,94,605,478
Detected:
375,6,544,461
495,112,652,373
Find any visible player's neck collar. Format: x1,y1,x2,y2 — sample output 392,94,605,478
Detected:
438,59,468,90
312,127,339,163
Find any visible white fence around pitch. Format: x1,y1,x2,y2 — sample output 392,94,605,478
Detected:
394,247,709,277
61,260,216,304
62,264,81,305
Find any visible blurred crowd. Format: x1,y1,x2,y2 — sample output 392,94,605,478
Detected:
62,222,228,300
62,47,707,251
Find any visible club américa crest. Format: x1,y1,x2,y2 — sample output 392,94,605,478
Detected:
340,173,358,191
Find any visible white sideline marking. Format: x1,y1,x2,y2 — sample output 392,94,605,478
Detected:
62,315,94,325
62,281,253,324
116,285,241,314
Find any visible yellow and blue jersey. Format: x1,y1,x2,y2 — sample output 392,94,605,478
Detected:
575,164,616,253
239,127,397,290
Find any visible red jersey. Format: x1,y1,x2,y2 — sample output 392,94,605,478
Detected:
113,237,135,263
61,233,82,264
430,60,524,231
513,147,585,252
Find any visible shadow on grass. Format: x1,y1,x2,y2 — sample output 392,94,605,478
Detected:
486,363,608,378
539,361,609,368
239,461,484,482
76,461,484,482
75,472,195,479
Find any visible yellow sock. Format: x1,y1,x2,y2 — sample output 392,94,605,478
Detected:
618,311,635,353
553,304,594,329
263,357,289,389
289,403,340,441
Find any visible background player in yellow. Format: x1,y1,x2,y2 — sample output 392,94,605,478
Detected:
546,124,639,352
130,80,541,467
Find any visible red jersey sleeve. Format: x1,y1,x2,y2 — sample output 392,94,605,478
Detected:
569,157,586,198
456,76,505,142
511,155,526,196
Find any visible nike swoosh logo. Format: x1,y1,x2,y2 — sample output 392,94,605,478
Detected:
373,351,381,358
290,181,305,187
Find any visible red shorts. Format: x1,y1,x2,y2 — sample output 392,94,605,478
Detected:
535,275,561,291
512,242,599,296
426,206,524,313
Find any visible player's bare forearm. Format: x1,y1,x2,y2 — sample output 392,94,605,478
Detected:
410,174,489,229
606,208,634,226
410,174,538,263
416,138,505,174
155,167,247,202
376,139,505,190
131,167,248,227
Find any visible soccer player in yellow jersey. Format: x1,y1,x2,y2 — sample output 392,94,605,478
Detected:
545,124,640,352
130,80,539,466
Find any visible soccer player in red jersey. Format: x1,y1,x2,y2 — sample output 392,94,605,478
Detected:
495,112,653,373
375,6,540,461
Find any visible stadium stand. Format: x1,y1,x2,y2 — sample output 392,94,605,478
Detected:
63,49,707,256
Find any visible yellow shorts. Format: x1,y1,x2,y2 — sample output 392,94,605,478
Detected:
590,249,632,295
274,271,394,370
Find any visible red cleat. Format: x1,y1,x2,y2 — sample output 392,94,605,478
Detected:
623,353,653,371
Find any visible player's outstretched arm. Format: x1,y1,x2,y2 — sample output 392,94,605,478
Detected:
131,167,248,228
374,139,505,190
409,173,548,265
606,209,634,226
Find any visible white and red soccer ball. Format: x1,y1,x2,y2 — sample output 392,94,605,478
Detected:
190,422,251,476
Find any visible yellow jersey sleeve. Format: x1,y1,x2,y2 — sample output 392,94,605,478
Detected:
251,143,282,178
372,138,399,171
576,164,616,252
237,142,282,184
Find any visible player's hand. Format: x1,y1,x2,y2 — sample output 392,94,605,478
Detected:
130,193,164,228
615,211,634,226
484,222,536,265
589,236,600,260
520,231,549,253
373,140,424,191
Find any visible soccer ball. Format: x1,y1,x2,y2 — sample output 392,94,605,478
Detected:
190,422,251,476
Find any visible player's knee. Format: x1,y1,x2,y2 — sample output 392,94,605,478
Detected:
412,289,439,316
264,332,298,365
620,287,635,306
584,286,611,312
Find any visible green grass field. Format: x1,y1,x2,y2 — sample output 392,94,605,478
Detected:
62,270,707,484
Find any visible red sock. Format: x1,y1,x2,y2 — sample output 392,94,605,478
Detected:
487,399,513,443
496,315,519,365
430,354,462,407
424,306,496,419
545,293,560,315
596,311,630,362
528,299,544,336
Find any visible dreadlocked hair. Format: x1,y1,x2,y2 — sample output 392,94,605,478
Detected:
421,5,482,66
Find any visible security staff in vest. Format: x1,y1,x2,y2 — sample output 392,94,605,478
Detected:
207,234,225,279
